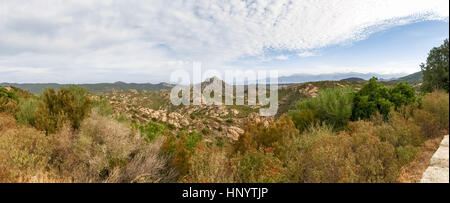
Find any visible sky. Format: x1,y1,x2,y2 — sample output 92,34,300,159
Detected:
0,0,449,84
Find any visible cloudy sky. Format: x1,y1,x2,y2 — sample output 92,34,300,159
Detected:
0,0,449,83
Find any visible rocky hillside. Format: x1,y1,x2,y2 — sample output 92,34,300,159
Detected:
103,79,365,141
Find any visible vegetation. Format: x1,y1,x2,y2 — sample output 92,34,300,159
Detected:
34,86,91,134
290,87,354,131
421,39,449,93
0,86,19,114
1,66,448,183
352,78,416,120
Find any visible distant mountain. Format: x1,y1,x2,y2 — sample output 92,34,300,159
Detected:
391,71,423,84
278,72,406,84
0,82,174,94
340,77,366,82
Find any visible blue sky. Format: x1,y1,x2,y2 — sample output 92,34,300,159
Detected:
0,0,449,83
233,20,449,77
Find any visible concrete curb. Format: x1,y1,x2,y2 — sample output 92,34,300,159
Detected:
421,135,449,183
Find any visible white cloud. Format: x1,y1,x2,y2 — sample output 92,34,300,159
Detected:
298,51,317,58
0,0,448,82
275,55,289,60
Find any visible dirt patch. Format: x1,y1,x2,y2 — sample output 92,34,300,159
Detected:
397,136,444,183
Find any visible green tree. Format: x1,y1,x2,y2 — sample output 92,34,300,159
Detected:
421,39,449,93
351,78,392,120
389,82,416,110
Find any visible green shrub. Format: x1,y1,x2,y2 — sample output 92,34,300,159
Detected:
185,131,202,151
138,121,166,142
395,145,419,166
91,97,113,116
289,109,318,132
15,98,39,126
201,128,210,135
291,87,354,130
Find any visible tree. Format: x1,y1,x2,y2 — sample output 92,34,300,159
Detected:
421,39,449,93
389,82,416,110
352,78,392,120
351,78,416,121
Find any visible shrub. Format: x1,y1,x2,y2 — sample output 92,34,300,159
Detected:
233,150,286,183
0,86,19,114
184,143,234,183
185,131,202,151
347,121,399,182
58,86,92,130
91,97,113,116
106,137,175,183
138,121,166,142
395,145,419,166
201,128,210,135
0,116,56,182
15,98,39,126
291,87,354,130
171,135,191,178
289,109,318,133
35,86,91,134
413,91,449,137
235,115,298,159
284,124,357,183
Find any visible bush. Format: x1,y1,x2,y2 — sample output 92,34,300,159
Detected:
291,87,354,130
413,91,449,137
138,121,166,142
0,86,19,115
185,131,202,151
235,115,298,159
184,143,234,183
289,109,318,133
35,86,91,134
68,113,173,182
347,121,399,182
15,98,38,126
91,97,113,116
0,115,56,182
233,150,286,183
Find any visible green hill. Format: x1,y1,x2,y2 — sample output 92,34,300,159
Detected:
394,71,423,84
0,82,174,94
